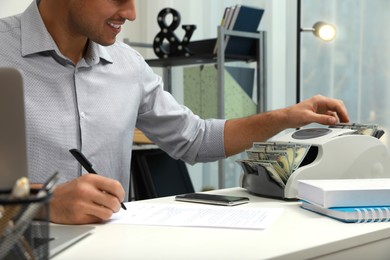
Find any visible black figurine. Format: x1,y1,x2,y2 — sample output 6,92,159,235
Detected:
153,8,196,58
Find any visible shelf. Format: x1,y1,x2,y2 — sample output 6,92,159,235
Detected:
146,55,254,67
146,38,258,68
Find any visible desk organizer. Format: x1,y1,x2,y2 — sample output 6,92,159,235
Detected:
0,189,51,260
241,127,390,200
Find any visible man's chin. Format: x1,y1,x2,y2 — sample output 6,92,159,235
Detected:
93,37,117,46
99,40,116,46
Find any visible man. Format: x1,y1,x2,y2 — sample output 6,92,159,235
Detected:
0,0,349,224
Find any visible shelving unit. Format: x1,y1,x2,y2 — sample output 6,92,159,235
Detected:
215,26,267,117
145,27,267,189
215,27,267,189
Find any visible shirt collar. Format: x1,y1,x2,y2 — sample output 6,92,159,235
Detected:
20,0,113,65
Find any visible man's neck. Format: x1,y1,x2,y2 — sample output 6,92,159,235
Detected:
38,0,88,64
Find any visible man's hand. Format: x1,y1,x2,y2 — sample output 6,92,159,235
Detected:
49,174,126,224
281,95,349,129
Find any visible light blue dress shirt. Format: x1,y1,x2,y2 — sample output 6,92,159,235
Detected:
0,1,226,199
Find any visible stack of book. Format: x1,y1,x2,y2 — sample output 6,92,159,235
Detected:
298,179,390,223
214,5,265,56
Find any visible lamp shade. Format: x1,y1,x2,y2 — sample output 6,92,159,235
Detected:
312,21,336,41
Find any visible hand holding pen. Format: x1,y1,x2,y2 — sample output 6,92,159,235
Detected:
69,148,127,210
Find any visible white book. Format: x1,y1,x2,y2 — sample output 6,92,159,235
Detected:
213,5,264,56
219,6,232,28
297,178,390,208
213,5,236,55
226,5,240,30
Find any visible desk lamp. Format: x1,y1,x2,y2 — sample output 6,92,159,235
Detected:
301,21,336,42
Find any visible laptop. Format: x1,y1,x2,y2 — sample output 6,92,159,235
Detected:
0,68,93,257
49,225,95,258
0,67,28,191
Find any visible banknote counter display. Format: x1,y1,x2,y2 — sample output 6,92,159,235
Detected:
239,123,390,200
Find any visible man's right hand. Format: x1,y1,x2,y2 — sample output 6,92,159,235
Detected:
49,174,126,224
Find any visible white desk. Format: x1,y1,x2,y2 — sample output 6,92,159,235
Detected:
53,187,390,259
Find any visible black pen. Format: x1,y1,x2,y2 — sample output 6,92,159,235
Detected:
69,148,127,210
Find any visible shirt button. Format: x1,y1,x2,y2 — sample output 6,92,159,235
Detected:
80,112,86,118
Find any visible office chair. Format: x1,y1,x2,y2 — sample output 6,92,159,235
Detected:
131,149,194,200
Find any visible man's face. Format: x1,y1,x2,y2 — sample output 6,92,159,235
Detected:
68,0,136,46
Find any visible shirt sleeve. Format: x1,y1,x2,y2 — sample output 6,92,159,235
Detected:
135,58,227,165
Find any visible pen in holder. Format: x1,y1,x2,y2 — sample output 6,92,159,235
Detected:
0,189,52,260
0,172,58,260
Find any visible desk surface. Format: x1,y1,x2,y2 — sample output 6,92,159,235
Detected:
53,188,390,260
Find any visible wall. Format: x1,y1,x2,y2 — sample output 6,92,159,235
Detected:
0,0,31,17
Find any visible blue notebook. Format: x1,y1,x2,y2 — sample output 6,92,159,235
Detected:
224,5,264,56
301,201,390,223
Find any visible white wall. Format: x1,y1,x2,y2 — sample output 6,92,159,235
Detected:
0,0,31,18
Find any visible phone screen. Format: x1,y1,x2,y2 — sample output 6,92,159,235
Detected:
175,193,249,206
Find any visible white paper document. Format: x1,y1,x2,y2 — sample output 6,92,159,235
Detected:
109,202,283,230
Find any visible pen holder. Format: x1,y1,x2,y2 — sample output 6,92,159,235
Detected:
0,189,52,260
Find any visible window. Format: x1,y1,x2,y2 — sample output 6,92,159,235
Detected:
300,0,390,147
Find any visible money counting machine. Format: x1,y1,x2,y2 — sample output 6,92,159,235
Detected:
240,124,390,200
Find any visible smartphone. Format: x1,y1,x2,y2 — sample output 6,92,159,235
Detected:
175,193,249,206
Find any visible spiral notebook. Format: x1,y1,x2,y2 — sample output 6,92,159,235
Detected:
301,201,390,223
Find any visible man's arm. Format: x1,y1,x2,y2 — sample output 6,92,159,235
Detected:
224,95,349,156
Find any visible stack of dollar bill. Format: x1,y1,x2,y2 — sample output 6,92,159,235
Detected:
329,123,383,138
238,142,311,188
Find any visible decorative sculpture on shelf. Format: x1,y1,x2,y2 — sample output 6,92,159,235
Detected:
153,8,196,59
